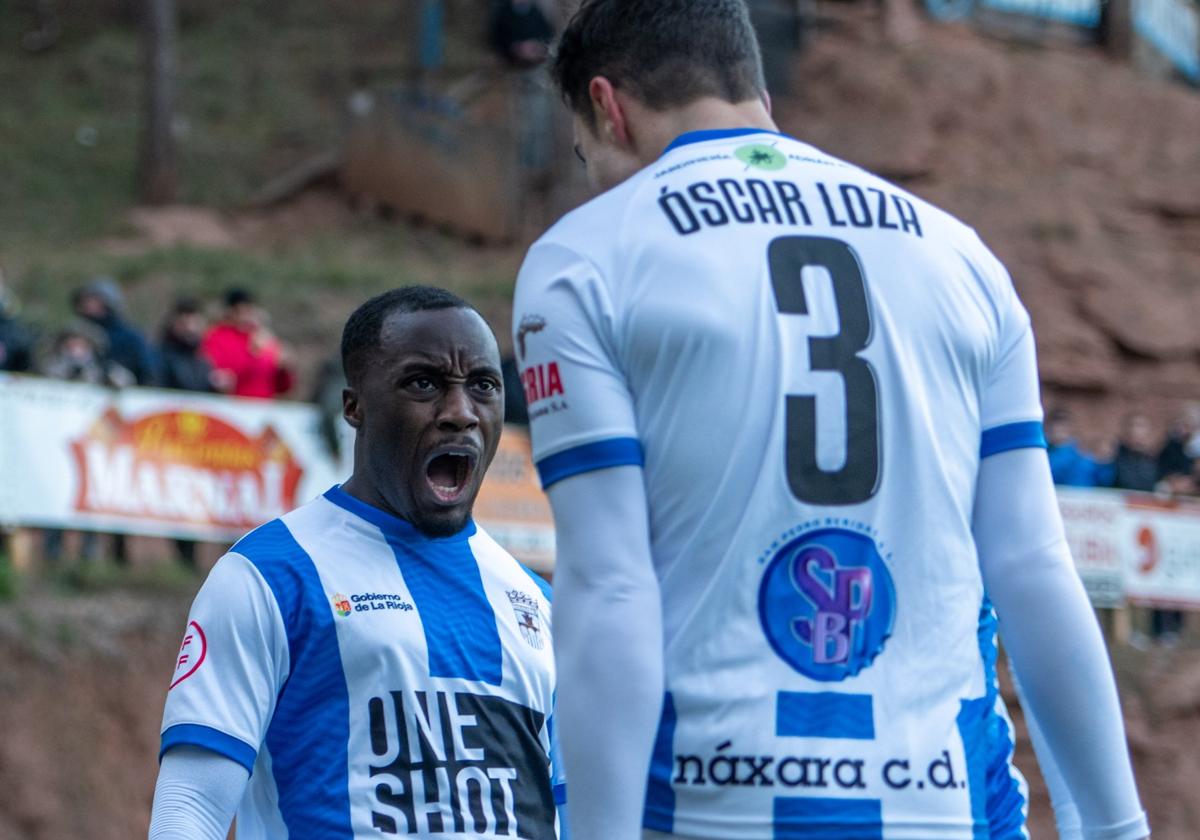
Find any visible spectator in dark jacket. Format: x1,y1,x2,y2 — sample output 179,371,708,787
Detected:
1046,407,1113,487
0,272,35,373
1157,403,1200,494
158,298,217,393
73,277,159,386
490,0,554,67
158,298,218,570
1111,412,1160,493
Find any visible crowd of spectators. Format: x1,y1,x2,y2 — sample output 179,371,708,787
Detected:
1047,405,1200,496
0,276,297,568
1048,404,1200,645
0,277,295,401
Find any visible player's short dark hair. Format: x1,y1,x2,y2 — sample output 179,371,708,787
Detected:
552,0,766,129
341,286,476,387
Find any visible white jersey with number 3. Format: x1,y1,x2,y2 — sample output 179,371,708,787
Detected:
513,129,1047,840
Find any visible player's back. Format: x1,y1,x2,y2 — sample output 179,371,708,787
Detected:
514,129,1044,838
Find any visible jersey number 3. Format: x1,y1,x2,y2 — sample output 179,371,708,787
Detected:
769,236,881,506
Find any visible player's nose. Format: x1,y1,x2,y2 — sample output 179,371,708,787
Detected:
435,384,479,431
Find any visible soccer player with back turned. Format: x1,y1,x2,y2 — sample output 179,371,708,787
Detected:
512,2,1149,838
150,287,565,839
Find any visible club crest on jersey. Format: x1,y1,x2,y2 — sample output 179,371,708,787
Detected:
332,593,352,618
507,590,544,650
758,527,896,682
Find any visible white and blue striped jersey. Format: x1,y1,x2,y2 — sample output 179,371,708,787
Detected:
512,129,1047,839
160,485,565,839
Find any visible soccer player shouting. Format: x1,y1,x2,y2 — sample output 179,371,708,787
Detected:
150,287,565,839
512,2,1148,839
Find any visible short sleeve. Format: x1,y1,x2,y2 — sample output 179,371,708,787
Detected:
976,249,1046,459
513,241,642,488
159,552,289,773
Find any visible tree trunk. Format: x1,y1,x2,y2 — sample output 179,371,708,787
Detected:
138,0,178,205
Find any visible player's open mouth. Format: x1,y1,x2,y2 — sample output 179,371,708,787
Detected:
424,448,477,504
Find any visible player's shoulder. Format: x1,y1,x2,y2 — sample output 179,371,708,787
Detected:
525,164,660,267
229,495,331,565
219,495,344,616
469,524,553,607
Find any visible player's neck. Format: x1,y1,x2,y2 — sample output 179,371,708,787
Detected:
638,96,779,160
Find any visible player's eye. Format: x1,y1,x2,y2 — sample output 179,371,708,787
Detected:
472,377,501,395
405,376,437,393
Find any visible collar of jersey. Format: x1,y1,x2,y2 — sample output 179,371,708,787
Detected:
323,485,477,543
662,127,793,156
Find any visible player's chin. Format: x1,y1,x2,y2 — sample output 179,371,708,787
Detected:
410,505,473,538
410,482,478,538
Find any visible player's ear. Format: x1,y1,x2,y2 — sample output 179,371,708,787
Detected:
343,386,363,430
588,76,630,147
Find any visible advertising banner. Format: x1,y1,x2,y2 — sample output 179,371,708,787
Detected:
0,376,557,571
1057,487,1127,608
472,427,556,575
0,375,341,541
1057,487,1200,610
1119,495,1200,608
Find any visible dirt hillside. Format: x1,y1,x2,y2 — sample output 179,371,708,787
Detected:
1,586,1197,838
775,8,1200,446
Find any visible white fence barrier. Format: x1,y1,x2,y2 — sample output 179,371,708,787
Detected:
3,375,1199,600
1059,486,1200,609
0,375,556,571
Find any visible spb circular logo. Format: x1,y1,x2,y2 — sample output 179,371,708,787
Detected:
759,528,896,682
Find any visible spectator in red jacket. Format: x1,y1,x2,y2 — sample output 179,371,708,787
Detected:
201,289,295,399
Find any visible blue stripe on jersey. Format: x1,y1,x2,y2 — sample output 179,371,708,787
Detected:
159,723,257,774
773,796,884,839
776,692,875,740
643,692,678,832
386,534,503,686
957,601,1027,839
236,518,354,839
536,437,644,489
322,486,504,685
980,421,1046,458
663,128,796,155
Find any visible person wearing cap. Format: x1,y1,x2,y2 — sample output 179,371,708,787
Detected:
72,277,159,386
201,289,296,399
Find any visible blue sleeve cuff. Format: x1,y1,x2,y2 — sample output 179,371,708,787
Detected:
980,421,1047,458
535,437,643,489
553,782,568,806
160,724,258,774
